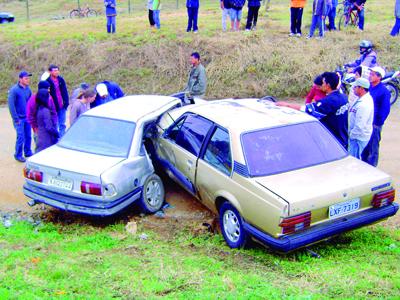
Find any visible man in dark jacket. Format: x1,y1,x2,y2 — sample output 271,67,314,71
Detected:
349,0,366,30
46,64,69,137
361,66,391,167
8,71,33,162
91,81,124,108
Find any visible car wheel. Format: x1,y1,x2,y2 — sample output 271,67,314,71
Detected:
219,202,248,248
139,174,165,213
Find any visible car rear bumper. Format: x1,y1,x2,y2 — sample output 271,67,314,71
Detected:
243,203,399,252
23,182,142,216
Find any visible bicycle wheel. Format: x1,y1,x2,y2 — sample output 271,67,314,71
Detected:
86,9,97,17
70,9,81,18
350,11,358,27
338,13,349,30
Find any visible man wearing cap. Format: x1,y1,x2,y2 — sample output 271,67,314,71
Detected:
361,66,391,167
91,80,124,108
277,72,349,149
46,64,69,137
7,71,33,162
348,78,374,159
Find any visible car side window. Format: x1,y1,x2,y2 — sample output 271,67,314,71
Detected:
203,127,232,176
167,114,212,156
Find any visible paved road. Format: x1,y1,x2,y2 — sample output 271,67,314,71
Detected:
0,103,399,226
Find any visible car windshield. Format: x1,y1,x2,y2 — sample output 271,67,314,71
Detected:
242,121,347,177
58,116,136,157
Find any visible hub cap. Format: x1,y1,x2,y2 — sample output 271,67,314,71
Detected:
223,210,240,243
145,179,162,208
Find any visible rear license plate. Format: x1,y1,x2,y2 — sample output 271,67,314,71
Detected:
48,177,73,190
329,198,360,219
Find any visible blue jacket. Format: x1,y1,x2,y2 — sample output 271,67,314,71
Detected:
369,83,391,127
186,0,199,8
312,0,326,16
248,0,260,7
104,0,117,16
91,81,124,108
8,82,32,122
231,0,246,9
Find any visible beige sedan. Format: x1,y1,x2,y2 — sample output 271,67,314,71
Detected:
151,98,398,252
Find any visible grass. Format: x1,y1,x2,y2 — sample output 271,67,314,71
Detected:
0,0,399,102
0,219,399,298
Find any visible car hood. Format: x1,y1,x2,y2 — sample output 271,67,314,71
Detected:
27,145,125,176
254,156,392,215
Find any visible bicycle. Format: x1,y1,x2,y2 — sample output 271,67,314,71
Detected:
70,5,98,18
338,1,360,30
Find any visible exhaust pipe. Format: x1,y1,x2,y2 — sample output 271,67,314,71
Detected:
27,199,37,207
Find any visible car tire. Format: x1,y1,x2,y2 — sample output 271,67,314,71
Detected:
139,174,165,214
0,19,9,24
219,202,248,249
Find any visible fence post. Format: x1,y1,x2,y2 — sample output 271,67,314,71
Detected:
128,0,132,14
176,0,179,9
77,0,81,9
26,0,30,20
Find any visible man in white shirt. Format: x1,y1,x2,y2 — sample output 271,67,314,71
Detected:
348,77,374,159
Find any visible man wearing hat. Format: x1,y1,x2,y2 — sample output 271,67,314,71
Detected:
91,80,124,108
7,71,33,162
348,77,374,159
361,66,391,166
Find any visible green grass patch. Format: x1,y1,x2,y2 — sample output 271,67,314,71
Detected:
0,220,399,298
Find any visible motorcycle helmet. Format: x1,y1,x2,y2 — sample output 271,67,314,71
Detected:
359,40,373,55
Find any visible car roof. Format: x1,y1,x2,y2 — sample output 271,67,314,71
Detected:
84,95,181,122
184,98,315,131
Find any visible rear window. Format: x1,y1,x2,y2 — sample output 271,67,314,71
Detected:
58,116,136,157
241,121,347,177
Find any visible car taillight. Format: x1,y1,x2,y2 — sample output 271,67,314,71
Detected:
23,167,43,182
279,211,311,234
80,181,102,196
372,189,395,208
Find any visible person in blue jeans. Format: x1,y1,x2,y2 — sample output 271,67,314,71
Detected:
186,0,199,32
349,0,366,30
390,0,400,36
246,0,261,31
327,0,337,30
8,71,33,163
153,0,161,29
104,0,117,33
308,0,326,39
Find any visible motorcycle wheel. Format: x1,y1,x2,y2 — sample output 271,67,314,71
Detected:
385,82,399,106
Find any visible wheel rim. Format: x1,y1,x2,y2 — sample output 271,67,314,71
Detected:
223,210,240,243
145,179,162,208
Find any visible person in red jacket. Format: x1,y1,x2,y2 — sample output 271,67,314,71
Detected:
305,75,326,104
289,0,307,36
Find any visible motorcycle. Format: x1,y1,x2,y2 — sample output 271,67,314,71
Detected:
336,66,400,105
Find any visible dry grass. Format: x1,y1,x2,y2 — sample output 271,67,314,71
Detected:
0,0,399,102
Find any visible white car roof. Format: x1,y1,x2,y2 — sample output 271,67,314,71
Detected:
84,95,181,123
183,98,315,132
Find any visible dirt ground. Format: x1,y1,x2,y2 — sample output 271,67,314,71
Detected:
0,103,399,227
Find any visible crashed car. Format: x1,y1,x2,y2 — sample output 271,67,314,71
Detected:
0,12,15,23
23,95,184,216
151,98,398,252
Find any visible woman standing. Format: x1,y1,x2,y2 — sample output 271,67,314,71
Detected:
69,90,97,126
35,89,59,153
104,0,117,34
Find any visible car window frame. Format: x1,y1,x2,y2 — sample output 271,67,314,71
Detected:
163,113,214,157
240,120,348,177
200,125,233,177
57,115,136,158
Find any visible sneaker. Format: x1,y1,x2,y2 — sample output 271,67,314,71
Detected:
289,32,295,37
193,30,198,33
296,33,302,37
306,36,312,39
25,152,33,158
252,26,257,31
245,29,251,32
14,156,26,163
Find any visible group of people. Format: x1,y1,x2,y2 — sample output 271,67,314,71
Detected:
7,64,125,162
278,40,391,167
7,52,207,163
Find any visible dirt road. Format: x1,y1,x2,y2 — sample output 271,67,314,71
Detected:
0,104,399,225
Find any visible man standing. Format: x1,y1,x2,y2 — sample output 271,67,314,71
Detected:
104,0,117,34
186,0,199,33
91,80,124,108
390,0,400,36
289,0,307,36
349,0,366,30
277,72,349,149
184,52,207,101
46,64,69,137
220,0,231,31
8,71,33,162
348,78,374,159
327,0,337,30
307,0,326,39
361,67,391,167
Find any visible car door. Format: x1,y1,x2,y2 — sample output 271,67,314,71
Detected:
158,113,213,195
